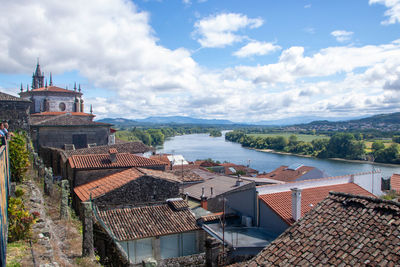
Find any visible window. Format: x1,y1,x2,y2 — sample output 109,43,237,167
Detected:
182,232,197,256
59,102,66,111
160,234,180,259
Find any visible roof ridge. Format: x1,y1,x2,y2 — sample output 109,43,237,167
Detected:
330,191,400,207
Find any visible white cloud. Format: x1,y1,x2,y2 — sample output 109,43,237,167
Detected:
193,13,264,48
182,0,191,5
331,30,354,42
304,4,311,8
370,0,400,24
233,41,281,58
1,1,400,121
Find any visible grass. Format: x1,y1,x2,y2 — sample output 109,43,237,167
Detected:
6,240,29,267
364,140,394,153
248,133,329,142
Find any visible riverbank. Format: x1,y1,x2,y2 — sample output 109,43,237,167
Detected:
253,148,400,168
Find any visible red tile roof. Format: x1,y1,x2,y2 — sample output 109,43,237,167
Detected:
31,112,94,117
259,183,375,225
68,153,167,169
247,192,400,266
97,201,200,240
74,168,142,202
257,165,315,182
150,154,171,168
31,113,111,127
31,86,81,94
391,173,400,192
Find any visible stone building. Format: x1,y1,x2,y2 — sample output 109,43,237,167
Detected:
20,61,84,114
73,167,181,213
0,92,31,131
67,149,167,187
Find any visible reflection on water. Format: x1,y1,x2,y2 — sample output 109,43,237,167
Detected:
157,131,400,178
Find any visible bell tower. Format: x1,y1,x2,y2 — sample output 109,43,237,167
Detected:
32,59,45,89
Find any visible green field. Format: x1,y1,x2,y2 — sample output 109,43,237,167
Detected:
248,133,329,142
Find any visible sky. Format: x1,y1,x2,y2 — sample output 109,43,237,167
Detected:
0,0,400,122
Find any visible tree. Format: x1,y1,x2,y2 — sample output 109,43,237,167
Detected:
9,133,30,183
392,136,400,144
371,141,385,152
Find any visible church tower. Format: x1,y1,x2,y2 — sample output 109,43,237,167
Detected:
32,59,44,89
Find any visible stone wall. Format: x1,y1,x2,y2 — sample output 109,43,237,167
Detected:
93,223,133,266
159,253,205,267
32,126,109,150
95,175,180,206
0,100,30,131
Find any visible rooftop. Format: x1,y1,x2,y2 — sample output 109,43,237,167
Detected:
68,153,167,170
27,85,82,94
30,113,111,127
63,141,152,159
31,111,94,117
259,183,375,225
257,165,317,182
184,170,253,200
97,199,200,241
74,168,143,201
0,91,30,102
247,192,400,266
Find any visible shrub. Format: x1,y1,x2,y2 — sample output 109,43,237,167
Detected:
8,133,30,183
14,188,24,198
8,197,36,242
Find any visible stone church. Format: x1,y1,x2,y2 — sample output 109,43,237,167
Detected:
20,61,114,150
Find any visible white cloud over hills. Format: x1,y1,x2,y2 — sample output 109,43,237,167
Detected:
193,13,263,48
0,0,400,122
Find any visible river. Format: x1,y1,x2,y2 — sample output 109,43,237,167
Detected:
156,131,400,178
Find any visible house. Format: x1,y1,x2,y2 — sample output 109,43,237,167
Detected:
183,169,254,212
245,192,400,266
0,91,31,131
30,113,113,150
94,199,205,265
73,167,181,213
150,154,189,170
258,182,375,235
222,170,381,234
39,141,152,178
67,149,167,187
219,163,259,176
390,173,400,193
257,163,328,182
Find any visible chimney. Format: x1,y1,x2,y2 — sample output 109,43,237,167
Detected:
236,175,242,186
291,188,302,221
201,187,208,210
109,148,118,163
210,187,213,197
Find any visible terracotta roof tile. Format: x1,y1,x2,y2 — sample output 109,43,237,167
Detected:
31,113,111,126
136,168,182,183
257,165,315,182
30,86,81,94
247,192,400,266
391,173,400,192
31,111,94,117
63,142,152,158
97,201,200,240
68,153,167,169
259,183,375,225
74,168,142,202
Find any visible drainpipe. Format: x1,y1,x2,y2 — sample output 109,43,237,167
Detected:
256,190,259,227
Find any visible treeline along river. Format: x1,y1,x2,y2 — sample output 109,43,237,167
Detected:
157,131,400,179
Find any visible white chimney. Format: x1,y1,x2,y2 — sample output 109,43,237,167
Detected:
291,188,302,221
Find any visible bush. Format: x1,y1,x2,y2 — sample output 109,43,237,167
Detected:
9,133,30,183
14,188,24,198
8,197,37,242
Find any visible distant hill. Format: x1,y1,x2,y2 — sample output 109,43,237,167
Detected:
289,112,400,132
253,115,367,126
98,116,234,126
